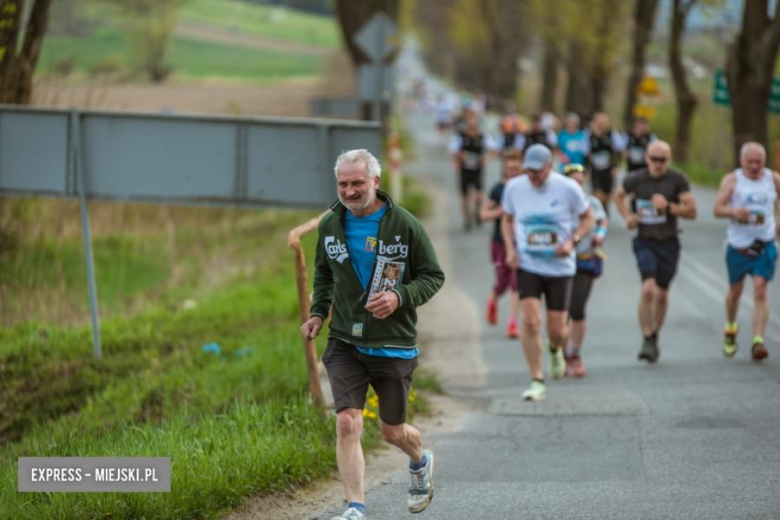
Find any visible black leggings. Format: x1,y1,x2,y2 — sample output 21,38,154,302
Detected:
569,271,595,321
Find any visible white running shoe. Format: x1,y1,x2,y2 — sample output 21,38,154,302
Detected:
407,449,435,514
330,507,366,520
550,345,566,379
522,380,546,401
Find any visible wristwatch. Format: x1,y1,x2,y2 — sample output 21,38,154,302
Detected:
572,234,581,246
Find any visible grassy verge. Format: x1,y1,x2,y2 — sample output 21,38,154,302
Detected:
0,183,435,518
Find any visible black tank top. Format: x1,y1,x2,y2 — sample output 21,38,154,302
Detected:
589,131,615,174
626,132,654,172
460,132,484,173
523,131,552,152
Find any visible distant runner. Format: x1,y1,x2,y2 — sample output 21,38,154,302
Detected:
449,110,499,231
562,163,608,378
623,117,657,175
713,142,780,361
557,113,589,167
516,113,558,153
481,150,524,338
587,112,624,215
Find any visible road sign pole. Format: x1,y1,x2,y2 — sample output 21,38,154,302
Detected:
71,109,102,360
374,21,385,123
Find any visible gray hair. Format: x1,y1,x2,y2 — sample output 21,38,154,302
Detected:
740,141,766,160
334,149,382,179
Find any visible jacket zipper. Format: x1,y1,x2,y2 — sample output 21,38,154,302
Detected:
339,204,392,345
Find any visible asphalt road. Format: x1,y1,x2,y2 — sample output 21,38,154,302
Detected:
315,92,780,520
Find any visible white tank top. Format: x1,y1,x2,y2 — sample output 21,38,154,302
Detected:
726,168,777,249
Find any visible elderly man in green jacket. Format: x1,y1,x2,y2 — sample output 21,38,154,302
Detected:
301,149,445,520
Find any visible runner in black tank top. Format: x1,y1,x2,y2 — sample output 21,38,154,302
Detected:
448,110,497,231
587,112,622,216
624,118,656,174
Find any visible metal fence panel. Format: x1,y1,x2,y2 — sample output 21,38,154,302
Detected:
0,111,70,195
82,115,238,202
246,123,329,207
0,106,382,209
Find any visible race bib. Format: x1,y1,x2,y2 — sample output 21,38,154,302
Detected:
462,151,481,170
591,150,611,170
636,199,666,225
748,210,766,225
629,146,645,165
526,224,558,256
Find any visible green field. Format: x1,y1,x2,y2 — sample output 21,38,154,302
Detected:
36,0,338,83
37,28,325,83
180,0,339,48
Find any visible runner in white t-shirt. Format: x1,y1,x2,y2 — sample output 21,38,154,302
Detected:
501,144,595,401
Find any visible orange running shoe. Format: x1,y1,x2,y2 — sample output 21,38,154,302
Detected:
506,320,519,338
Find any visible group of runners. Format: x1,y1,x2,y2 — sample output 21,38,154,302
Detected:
301,100,778,517
445,102,779,402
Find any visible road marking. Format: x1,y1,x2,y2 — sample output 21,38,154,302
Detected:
680,250,780,332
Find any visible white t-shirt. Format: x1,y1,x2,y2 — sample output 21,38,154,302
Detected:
502,172,590,277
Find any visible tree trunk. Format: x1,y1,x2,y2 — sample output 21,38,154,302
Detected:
624,0,660,129
565,41,592,116
669,0,698,163
0,0,53,104
483,0,524,103
726,0,780,163
334,0,399,68
591,62,609,113
540,37,559,113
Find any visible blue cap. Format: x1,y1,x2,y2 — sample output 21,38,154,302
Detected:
523,144,552,170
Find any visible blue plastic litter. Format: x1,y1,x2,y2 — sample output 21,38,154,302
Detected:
202,342,221,356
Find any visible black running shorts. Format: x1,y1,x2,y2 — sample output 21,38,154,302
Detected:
321,337,417,426
591,168,614,193
516,269,573,311
459,169,483,195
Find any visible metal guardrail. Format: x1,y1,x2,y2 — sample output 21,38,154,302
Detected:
0,106,382,359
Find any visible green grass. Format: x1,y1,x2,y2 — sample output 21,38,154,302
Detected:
180,0,339,48
1,398,340,519
168,36,323,81
1,233,171,314
37,28,324,83
0,184,436,518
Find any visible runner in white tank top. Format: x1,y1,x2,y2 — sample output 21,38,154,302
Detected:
726,167,777,249
714,142,780,361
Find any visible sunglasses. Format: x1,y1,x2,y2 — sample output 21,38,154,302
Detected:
649,156,668,163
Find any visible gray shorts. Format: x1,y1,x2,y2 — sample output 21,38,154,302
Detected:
322,337,418,425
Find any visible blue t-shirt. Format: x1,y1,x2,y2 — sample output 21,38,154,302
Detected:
344,204,387,289
557,129,589,166
344,204,418,360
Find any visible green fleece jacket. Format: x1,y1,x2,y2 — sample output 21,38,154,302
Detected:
310,191,445,349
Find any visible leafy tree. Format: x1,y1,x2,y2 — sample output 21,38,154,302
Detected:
624,0,660,129
725,0,780,160
102,0,185,83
